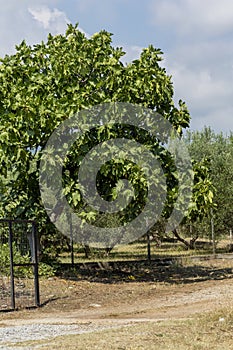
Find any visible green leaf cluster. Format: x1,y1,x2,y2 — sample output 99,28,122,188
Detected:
185,127,233,236
0,23,202,255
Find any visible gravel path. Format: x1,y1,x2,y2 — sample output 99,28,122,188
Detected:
0,275,232,349
0,323,78,343
0,323,122,349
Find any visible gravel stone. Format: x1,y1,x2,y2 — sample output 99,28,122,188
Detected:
0,323,115,349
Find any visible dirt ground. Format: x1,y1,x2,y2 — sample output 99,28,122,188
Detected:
1,258,232,328
0,259,233,326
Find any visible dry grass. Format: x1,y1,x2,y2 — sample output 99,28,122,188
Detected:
11,306,233,350
1,247,232,349
59,239,226,263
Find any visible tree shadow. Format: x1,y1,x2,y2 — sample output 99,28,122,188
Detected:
39,296,68,308
57,259,233,285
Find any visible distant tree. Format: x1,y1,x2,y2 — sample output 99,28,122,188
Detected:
172,157,214,249
185,127,233,240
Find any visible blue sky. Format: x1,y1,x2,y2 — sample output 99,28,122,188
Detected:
1,0,233,133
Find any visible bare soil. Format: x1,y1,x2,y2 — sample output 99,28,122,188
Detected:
0,257,232,348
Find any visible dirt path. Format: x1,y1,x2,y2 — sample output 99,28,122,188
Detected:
0,259,232,347
1,278,232,325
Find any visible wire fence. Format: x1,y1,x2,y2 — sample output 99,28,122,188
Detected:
0,219,40,311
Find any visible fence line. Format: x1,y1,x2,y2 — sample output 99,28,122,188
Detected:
0,219,40,311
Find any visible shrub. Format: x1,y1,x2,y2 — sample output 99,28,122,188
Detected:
0,243,55,277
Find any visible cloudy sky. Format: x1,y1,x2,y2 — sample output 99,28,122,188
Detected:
1,0,233,133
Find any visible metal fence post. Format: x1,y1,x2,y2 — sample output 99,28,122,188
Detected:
8,221,15,310
147,233,151,263
32,222,40,307
210,208,216,257
70,214,74,266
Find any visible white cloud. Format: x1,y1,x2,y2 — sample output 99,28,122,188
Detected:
120,35,233,132
28,6,90,37
190,106,233,133
170,64,232,105
168,63,233,132
121,45,142,64
148,0,233,132
149,0,233,37
0,2,90,58
28,6,70,34
0,1,62,57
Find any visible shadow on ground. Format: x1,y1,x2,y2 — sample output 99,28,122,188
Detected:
57,259,233,285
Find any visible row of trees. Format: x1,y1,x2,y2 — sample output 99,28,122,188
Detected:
0,24,218,259
185,127,233,240
164,127,233,250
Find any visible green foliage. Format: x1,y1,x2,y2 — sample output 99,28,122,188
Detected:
0,242,30,276
0,23,212,257
38,262,56,277
185,127,233,236
0,242,55,277
186,158,215,221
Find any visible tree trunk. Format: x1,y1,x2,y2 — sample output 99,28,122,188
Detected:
84,244,91,258
189,234,199,249
104,247,112,256
172,228,198,250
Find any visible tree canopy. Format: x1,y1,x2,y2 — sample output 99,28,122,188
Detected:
0,24,213,255
186,127,233,237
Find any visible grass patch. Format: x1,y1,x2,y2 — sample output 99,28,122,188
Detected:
59,239,226,264
11,306,233,350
